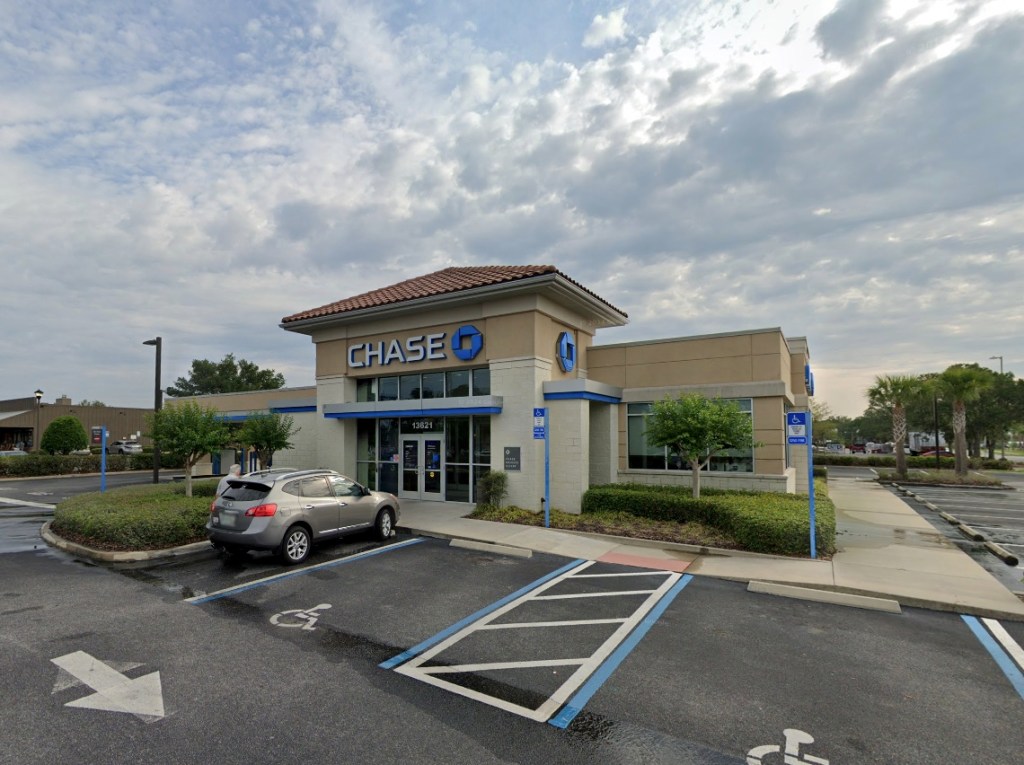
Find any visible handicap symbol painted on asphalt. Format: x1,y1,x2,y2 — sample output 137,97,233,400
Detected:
270,603,332,631
747,728,829,764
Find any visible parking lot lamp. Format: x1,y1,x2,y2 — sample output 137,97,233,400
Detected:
933,395,941,471
143,338,163,484
33,389,43,452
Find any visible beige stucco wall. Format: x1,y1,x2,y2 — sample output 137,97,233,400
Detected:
593,329,802,495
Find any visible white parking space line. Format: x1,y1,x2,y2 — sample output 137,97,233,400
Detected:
982,618,1024,672
186,538,425,604
0,496,56,510
388,561,688,723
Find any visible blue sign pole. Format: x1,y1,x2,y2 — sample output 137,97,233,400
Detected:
544,408,551,528
786,411,815,559
808,412,817,559
100,427,107,493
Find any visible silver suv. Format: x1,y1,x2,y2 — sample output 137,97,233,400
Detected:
207,468,400,564
108,440,143,455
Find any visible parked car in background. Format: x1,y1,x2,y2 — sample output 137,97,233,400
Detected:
207,468,400,564
107,440,143,455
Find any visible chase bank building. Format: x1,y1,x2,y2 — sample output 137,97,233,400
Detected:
193,266,813,512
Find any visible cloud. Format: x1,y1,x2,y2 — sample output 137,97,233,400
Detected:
0,1,1022,418
583,8,628,49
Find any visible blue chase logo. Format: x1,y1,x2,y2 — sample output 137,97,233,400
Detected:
556,331,576,373
452,325,484,361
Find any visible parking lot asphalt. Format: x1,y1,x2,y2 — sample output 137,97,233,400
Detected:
5,472,1024,763
4,525,1024,763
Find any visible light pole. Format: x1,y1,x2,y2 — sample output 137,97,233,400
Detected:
33,389,43,452
989,355,1005,459
143,337,163,483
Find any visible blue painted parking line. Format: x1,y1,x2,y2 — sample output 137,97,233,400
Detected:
548,574,694,728
962,615,1024,700
186,538,425,605
380,558,587,669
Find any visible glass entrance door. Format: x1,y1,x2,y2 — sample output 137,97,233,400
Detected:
399,435,444,501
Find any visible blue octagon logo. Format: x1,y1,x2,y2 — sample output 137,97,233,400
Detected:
556,331,576,373
452,325,484,361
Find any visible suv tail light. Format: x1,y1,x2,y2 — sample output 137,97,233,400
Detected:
245,503,278,517
210,502,217,514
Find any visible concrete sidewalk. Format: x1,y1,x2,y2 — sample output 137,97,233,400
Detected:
399,477,1024,621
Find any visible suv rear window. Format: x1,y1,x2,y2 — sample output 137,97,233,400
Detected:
221,482,271,502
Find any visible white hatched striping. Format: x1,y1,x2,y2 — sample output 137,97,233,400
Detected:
392,560,682,722
477,618,628,630
533,590,660,600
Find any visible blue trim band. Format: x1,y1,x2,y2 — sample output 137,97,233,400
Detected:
216,415,250,422
272,406,317,413
380,558,587,670
188,538,425,604
548,574,694,729
326,406,501,419
962,615,1024,700
543,391,621,404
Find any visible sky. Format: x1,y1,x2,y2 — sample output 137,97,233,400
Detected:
1,0,1022,417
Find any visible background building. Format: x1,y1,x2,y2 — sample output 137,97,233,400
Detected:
0,395,152,452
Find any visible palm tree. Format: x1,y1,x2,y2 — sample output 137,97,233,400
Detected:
936,364,993,476
866,375,921,480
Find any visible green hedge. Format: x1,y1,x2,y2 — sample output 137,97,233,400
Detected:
812,453,1013,471
581,482,835,557
0,452,185,478
51,481,218,550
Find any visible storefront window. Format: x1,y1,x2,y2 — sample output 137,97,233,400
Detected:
356,379,376,402
421,372,445,400
446,370,470,397
473,417,490,464
357,419,376,460
627,400,754,473
378,377,398,402
400,374,421,400
472,368,490,395
378,418,399,463
446,417,470,463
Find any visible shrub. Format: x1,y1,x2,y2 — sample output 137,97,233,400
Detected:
476,470,509,508
40,416,89,455
51,483,211,550
581,482,835,557
0,452,185,478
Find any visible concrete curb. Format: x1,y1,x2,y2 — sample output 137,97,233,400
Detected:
41,521,211,563
748,581,902,614
449,539,533,558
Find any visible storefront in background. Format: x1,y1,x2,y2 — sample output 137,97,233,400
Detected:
186,265,813,512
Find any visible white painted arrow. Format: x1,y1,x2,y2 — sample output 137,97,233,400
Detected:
51,651,165,721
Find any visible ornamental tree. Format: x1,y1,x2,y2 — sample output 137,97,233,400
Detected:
40,416,88,455
147,401,230,496
238,411,299,470
644,393,757,498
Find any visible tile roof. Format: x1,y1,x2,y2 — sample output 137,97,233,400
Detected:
281,265,626,324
